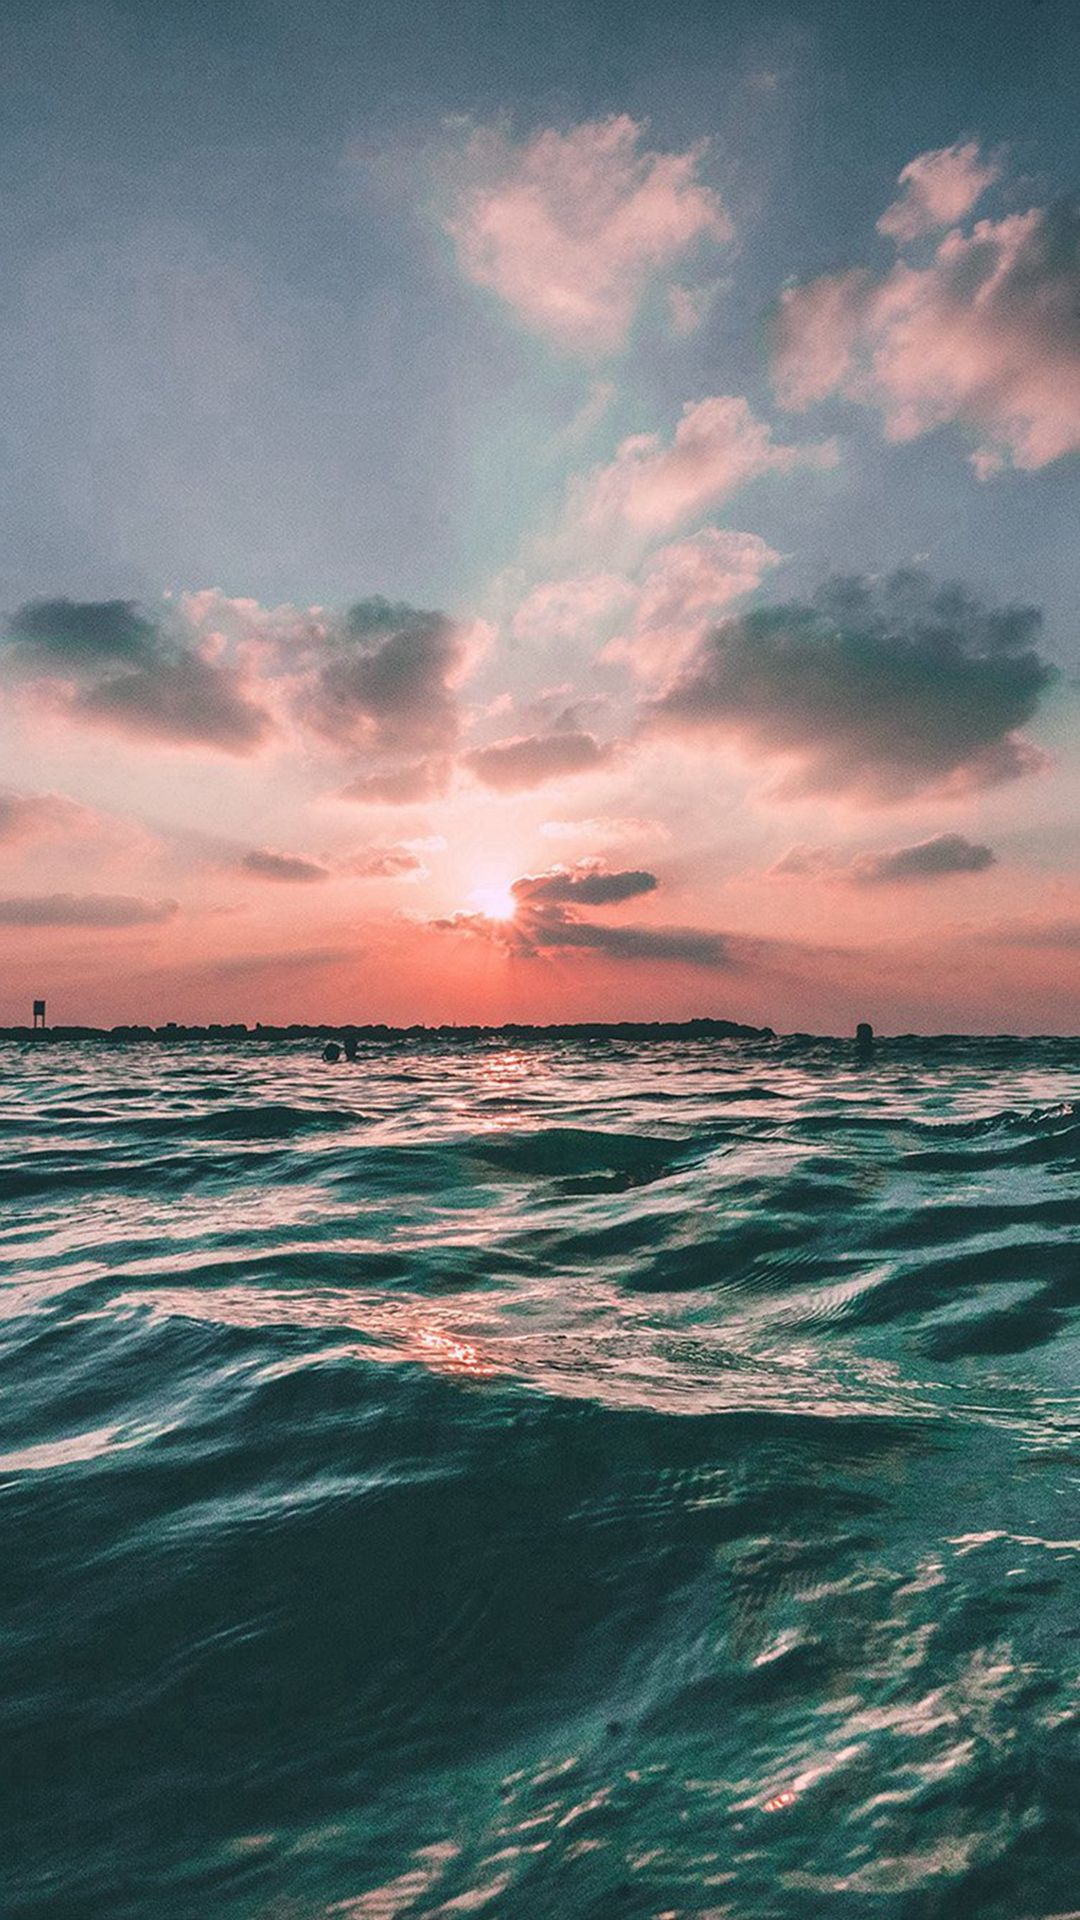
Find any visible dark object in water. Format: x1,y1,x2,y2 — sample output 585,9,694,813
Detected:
855,1022,875,1061
322,1042,341,1063
343,1036,359,1061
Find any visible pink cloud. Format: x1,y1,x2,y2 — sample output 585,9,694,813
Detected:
616,527,781,678
0,789,97,846
539,815,667,846
774,178,1080,473
877,140,1001,243
572,396,836,542
667,281,715,336
512,529,780,684
347,844,430,880
511,573,634,646
446,115,731,353
464,729,618,792
339,757,452,805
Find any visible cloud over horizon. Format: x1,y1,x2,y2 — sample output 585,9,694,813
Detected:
513,865,658,906
649,570,1055,800
773,832,997,885
305,598,481,753
4,599,272,753
437,861,736,969
0,892,178,928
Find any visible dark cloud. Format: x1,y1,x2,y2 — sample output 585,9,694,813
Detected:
773,832,996,885
465,729,616,792
6,598,158,667
0,893,177,927
437,859,733,969
4,598,271,754
308,598,472,754
851,833,996,885
513,866,658,906
649,571,1055,800
241,848,331,884
78,652,270,753
533,915,734,967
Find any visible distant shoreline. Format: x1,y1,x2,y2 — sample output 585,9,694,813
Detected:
2,1021,1076,1045
0,1017,773,1044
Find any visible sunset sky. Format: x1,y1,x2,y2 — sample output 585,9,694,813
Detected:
1,0,1078,1031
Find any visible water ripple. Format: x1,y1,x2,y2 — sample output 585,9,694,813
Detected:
1,1036,1078,1918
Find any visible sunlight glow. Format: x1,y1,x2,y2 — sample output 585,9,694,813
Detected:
470,881,518,921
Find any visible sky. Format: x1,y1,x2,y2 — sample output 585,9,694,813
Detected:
1,0,1078,1032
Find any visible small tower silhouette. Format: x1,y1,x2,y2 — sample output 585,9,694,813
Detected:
33,999,46,1031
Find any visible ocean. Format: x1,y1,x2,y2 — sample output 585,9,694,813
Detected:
2,1034,1078,1918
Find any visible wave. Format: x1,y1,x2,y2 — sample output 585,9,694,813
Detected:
0,1038,1077,1918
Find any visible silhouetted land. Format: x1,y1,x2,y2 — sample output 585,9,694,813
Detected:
0,1018,774,1044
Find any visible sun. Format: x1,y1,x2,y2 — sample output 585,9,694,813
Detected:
470,880,517,921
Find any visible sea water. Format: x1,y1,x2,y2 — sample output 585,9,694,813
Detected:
2,1036,1078,1917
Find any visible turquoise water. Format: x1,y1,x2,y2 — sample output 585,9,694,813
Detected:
2,1036,1078,1918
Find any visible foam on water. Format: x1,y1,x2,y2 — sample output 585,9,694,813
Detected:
1,1036,1078,1917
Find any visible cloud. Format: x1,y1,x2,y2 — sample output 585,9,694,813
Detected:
347,845,429,880
0,789,96,846
539,814,667,846
528,915,735,967
339,757,452,805
649,570,1055,801
240,848,331,883
852,832,996,884
772,833,997,885
446,115,731,353
774,167,1080,473
437,859,734,969
877,140,1001,243
511,573,634,646
512,528,780,685
0,893,177,927
464,729,618,791
240,839,435,883
571,396,835,543
988,917,1080,950
613,526,781,678
3,598,271,753
306,598,483,755
513,865,658,906
7,598,159,667
78,651,271,752
668,281,715,337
